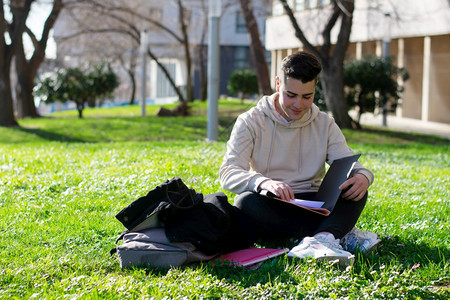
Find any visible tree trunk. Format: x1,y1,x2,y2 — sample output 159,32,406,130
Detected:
239,0,272,96
0,73,18,127
0,0,34,127
15,36,39,118
14,0,62,119
77,102,84,118
15,72,38,118
321,60,354,129
197,1,208,102
128,70,136,105
127,49,137,105
279,0,355,129
177,0,194,102
195,1,209,101
0,49,17,127
198,44,208,101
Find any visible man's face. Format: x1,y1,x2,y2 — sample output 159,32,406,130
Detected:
275,76,316,121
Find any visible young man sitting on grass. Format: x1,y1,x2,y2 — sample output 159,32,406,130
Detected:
219,51,380,266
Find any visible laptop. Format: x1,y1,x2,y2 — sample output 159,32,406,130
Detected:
260,154,361,216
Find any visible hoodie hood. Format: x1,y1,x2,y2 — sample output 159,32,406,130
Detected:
256,93,320,128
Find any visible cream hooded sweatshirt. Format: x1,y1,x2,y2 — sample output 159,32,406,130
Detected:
219,93,374,195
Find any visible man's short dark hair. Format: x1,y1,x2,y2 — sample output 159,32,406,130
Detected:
281,51,322,83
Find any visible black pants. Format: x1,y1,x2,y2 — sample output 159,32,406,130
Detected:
233,191,367,242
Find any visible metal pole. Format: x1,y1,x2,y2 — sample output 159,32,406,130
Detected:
207,0,221,141
140,30,148,117
382,13,391,58
382,13,391,127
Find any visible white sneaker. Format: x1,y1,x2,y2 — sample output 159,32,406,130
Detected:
287,234,354,267
341,227,381,253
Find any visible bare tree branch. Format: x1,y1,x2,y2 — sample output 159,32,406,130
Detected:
177,0,193,101
320,3,341,57
335,0,352,17
39,0,63,47
24,26,38,48
71,0,183,43
332,0,354,62
239,0,272,95
58,28,140,44
9,0,34,50
278,0,322,60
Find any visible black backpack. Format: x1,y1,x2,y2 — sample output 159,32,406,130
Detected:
112,177,256,267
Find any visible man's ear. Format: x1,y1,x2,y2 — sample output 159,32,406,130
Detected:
275,76,280,92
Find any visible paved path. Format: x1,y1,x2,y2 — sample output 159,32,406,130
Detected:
355,113,450,140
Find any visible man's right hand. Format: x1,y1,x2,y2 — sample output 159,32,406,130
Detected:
259,180,295,201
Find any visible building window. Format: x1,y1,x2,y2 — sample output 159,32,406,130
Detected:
295,0,305,11
236,12,247,33
274,0,329,16
234,47,248,69
156,62,177,98
273,2,283,16
306,0,318,9
319,0,331,6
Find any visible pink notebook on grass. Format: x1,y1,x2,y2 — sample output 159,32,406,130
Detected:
213,247,287,267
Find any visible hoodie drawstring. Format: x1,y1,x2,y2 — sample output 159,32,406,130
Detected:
298,127,302,173
266,121,277,175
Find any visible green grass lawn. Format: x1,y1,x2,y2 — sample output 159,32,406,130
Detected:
0,100,449,299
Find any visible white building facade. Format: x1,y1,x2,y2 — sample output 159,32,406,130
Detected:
266,0,450,125
53,0,271,104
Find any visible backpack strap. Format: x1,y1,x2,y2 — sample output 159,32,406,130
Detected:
115,229,129,244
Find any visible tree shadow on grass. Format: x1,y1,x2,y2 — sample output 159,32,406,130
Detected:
347,127,450,146
199,235,448,288
111,235,447,299
217,117,450,145
365,234,449,267
16,126,87,143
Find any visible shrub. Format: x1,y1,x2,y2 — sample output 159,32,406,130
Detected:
227,69,259,102
314,56,409,125
344,56,409,123
35,64,120,118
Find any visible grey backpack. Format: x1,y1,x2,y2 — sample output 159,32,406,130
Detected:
112,227,216,269
111,177,255,268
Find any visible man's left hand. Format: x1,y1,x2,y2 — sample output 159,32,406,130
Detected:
339,173,369,201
